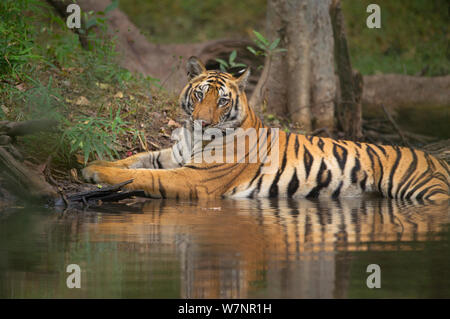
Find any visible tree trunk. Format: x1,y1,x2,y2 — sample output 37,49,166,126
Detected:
330,0,363,140
251,0,336,133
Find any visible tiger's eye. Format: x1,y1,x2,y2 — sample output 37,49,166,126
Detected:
218,98,229,106
195,91,203,100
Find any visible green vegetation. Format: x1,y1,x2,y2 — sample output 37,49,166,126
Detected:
0,0,178,172
61,107,139,164
215,50,246,73
247,30,286,58
342,0,449,76
118,0,266,44
120,0,448,76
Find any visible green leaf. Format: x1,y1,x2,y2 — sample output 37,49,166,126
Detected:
215,58,228,67
253,30,269,46
84,146,90,164
233,63,247,67
254,39,267,51
229,50,237,64
269,38,281,51
247,46,257,55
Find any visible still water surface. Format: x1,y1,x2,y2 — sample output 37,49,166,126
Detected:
0,198,449,298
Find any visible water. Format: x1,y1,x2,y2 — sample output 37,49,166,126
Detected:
0,198,449,298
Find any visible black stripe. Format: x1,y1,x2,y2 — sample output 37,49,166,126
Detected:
438,159,450,176
184,163,230,170
332,181,343,199
387,146,402,198
351,157,361,184
415,187,430,200
247,163,264,189
152,153,158,169
155,153,162,169
373,144,387,156
333,143,348,172
397,148,418,198
303,146,314,179
360,173,367,191
249,176,263,198
158,178,166,198
425,189,448,200
182,84,193,114
405,175,434,200
294,135,299,158
287,169,299,198
366,144,384,193
306,159,331,198
317,138,325,152
268,133,290,197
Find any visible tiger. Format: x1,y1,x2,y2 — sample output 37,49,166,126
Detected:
82,56,450,201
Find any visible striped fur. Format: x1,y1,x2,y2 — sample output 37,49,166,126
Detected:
83,57,450,201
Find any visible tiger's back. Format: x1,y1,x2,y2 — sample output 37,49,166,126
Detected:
227,131,450,201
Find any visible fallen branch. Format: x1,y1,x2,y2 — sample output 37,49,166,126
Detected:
381,104,411,147
56,179,147,208
0,119,58,137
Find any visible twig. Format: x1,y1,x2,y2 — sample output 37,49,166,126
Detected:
381,104,411,147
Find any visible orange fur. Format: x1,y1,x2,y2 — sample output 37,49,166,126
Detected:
83,57,449,202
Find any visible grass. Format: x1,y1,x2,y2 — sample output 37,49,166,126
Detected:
119,0,449,76
0,0,180,174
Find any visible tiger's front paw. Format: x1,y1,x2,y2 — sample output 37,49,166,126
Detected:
82,165,105,184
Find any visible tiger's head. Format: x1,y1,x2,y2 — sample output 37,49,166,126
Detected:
179,56,252,132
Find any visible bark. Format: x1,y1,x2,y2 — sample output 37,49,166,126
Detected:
251,0,336,132
0,120,60,204
0,147,58,202
46,0,90,49
330,0,362,140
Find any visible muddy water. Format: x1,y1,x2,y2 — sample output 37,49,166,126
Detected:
0,198,449,298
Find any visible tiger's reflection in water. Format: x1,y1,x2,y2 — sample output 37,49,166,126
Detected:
83,198,449,298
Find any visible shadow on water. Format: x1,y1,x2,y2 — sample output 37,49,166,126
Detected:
0,197,449,298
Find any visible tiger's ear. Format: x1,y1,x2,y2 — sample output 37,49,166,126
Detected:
186,56,206,79
235,68,250,91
